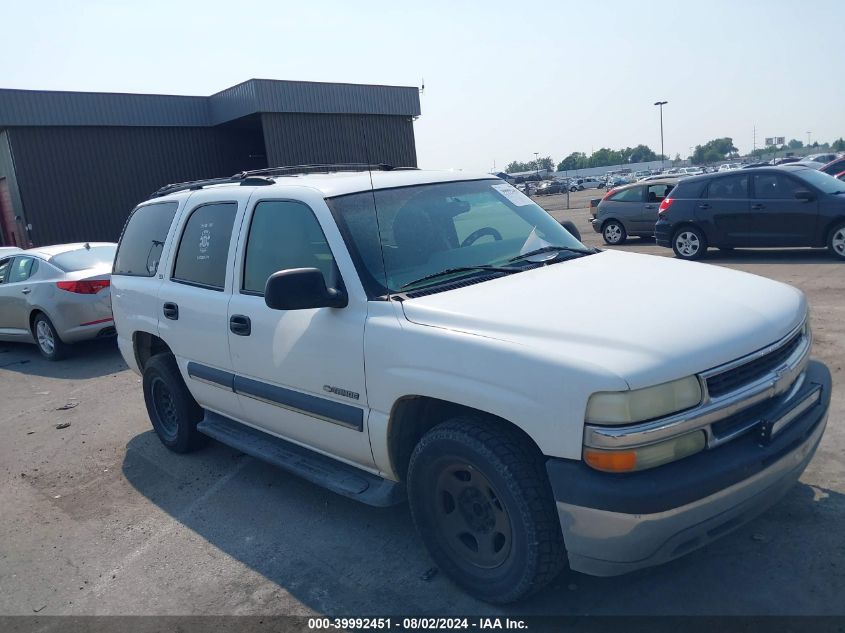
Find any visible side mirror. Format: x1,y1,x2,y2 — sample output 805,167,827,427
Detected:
560,220,582,241
795,189,815,202
264,268,347,311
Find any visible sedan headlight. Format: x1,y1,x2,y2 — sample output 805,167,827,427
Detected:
585,376,702,425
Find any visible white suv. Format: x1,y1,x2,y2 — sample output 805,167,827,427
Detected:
112,166,831,603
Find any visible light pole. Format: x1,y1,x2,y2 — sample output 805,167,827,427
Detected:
533,152,540,179
806,131,812,147
654,101,668,171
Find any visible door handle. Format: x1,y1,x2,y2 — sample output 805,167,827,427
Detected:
751,203,764,210
697,203,711,210
645,204,656,209
162,302,179,320
229,314,251,336
21,288,31,294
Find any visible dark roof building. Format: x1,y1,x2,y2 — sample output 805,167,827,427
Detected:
0,79,421,246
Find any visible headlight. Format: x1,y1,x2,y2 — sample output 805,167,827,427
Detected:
583,431,706,473
585,376,702,425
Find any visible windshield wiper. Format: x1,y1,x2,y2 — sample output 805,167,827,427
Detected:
508,245,594,263
398,265,519,291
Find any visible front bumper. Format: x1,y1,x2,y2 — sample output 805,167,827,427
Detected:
547,359,831,577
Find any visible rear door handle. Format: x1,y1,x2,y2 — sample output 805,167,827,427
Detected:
162,302,179,320
21,288,31,294
751,203,764,210
229,314,251,336
644,204,656,209
697,203,711,210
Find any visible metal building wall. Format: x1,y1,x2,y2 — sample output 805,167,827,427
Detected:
7,125,266,246
0,130,26,245
260,113,417,168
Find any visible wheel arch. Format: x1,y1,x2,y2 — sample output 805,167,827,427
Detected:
386,395,543,483
822,215,845,247
133,330,174,372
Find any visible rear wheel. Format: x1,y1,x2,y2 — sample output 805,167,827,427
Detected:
828,221,845,260
407,417,566,604
33,313,68,361
602,220,627,245
672,226,707,260
142,354,205,453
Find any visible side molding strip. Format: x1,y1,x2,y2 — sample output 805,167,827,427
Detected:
187,362,235,390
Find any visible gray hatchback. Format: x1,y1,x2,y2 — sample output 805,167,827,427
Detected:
591,179,678,245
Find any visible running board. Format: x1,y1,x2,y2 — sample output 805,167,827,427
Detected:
197,411,405,507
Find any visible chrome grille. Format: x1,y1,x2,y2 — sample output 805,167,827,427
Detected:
706,330,803,398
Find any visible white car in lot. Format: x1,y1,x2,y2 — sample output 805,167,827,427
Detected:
569,177,604,191
112,167,831,603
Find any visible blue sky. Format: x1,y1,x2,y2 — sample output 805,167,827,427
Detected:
2,0,842,171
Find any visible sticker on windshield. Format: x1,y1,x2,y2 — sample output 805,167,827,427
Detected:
491,183,532,206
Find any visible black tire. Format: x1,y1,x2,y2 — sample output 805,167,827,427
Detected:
407,416,566,604
32,312,68,361
602,220,627,245
672,225,708,260
569,186,577,192
142,353,205,453
828,221,845,260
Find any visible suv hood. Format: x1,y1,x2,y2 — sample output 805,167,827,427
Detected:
400,250,806,389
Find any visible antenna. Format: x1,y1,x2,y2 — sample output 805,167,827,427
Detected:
419,77,425,95
359,117,393,301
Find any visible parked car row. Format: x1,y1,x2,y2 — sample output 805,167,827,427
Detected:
591,165,845,260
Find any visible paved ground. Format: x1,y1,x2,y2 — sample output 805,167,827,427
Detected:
1,191,843,616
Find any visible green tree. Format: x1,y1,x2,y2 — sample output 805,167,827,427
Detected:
832,138,845,152
692,138,738,164
506,156,555,174
788,138,803,150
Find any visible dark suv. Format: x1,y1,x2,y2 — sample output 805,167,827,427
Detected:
655,166,845,260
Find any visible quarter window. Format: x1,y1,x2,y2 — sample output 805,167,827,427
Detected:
706,175,749,199
114,202,179,276
753,174,800,200
610,187,644,203
242,201,338,294
173,202,237,290
646,184,673,202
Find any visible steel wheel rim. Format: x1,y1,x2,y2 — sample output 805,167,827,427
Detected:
36,320,54,354
833,229,845,256
433,461,513,569
676,231,700,256
151,377,179,437
605,224,622,243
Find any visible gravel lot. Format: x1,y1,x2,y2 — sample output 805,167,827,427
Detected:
1,190,842,617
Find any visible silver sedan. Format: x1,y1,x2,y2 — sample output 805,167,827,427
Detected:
0,242,116,360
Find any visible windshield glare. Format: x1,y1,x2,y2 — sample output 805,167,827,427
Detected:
329,179,586,294
793,168,845,194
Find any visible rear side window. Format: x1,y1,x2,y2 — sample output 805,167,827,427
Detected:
51,245,116,272
609,187,643,203
0,257,12,283
706,174,749,199
172,202,237,290
114,202,179,276
242,201,338,295
647,184,673,201
753,174,801,200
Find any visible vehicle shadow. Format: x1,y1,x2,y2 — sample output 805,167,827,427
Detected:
703,248,836,265
0,338,127,379
122,431,845,615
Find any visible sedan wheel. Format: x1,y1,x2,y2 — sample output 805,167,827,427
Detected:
32,313,68,361
829,223,845,260
36,320,54,355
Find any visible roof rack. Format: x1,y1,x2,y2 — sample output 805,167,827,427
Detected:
150,163,418,198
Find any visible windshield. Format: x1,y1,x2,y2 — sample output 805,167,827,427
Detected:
793,168,845,194
328,179,586,296
50,245,117,272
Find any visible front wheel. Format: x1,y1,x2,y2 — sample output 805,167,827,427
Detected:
828,221,845,260
407,417,566,604
672,226,707,260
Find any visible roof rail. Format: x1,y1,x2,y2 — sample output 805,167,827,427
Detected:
150,163,418,198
